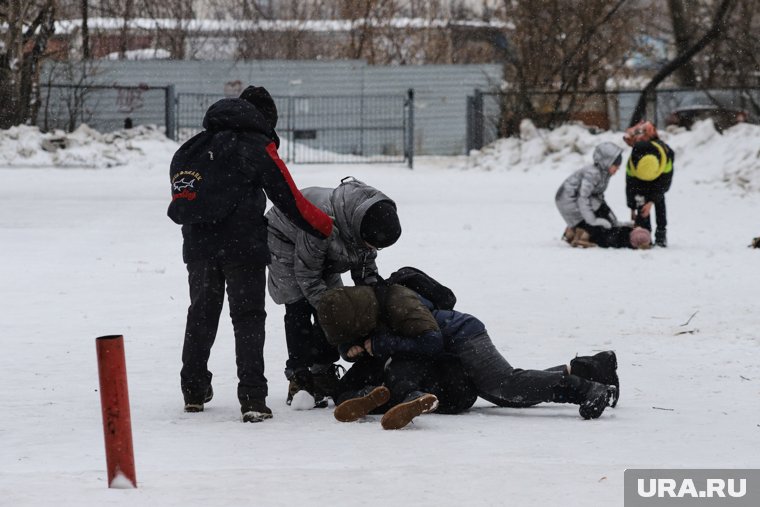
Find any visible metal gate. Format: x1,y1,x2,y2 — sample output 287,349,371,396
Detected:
177,91,414,167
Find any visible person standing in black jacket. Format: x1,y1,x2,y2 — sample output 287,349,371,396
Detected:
168,86,333,423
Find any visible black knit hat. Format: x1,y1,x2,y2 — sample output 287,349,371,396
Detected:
240,85,278,129
360,201,401,248
317,287,379,346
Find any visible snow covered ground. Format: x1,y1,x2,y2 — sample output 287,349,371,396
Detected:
1,120,758,506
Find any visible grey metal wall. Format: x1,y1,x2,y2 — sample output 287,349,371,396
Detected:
42,60,502,155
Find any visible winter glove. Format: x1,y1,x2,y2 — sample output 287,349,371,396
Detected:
594,218,612,229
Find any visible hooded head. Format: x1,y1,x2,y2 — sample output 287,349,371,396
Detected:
359,201,401,249
593,142,624,173
317,287,379,346
623,121,658,147
240,85,278,130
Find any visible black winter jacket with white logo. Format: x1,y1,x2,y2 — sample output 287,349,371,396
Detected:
168,98,332,264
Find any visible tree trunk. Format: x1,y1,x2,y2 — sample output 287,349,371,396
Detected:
629,0,737,126
667,0,697,86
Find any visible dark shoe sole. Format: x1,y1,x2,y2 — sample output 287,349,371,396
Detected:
579,385,616,420
381,394,439,430
334,386,391,422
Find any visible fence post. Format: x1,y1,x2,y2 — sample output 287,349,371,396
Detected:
472,88,484,151
165,84,177,141
96,334,137,489
405,88,415,169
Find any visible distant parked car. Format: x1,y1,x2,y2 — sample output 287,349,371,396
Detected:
665,104,748,132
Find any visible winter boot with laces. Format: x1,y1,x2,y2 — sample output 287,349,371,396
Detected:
380,391,439,430
241,400,273,423
570,351,620,407
311,363,344,406
183,385,214,413
334,385,391,422
553,375,616,420
286,368,327,408
562,227,576,244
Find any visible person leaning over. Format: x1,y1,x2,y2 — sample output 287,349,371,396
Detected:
167,86,333,423
624,120,675,247
555,142,646,249
266,177,401,408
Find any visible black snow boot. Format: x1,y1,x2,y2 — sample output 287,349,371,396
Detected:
241,399,273,423
380,391,439,430
286,368,326,408
570,351,620,407
334,385,391,422
184,385,214,413
553,375,615,420
311,363,344,405
654,228,667,248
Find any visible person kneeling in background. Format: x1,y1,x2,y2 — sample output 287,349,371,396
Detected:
555,141,649,249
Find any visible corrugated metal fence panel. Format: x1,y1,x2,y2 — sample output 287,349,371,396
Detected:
42,60,500,155
364,64,502,155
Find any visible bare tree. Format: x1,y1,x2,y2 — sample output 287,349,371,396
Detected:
629,0,738,126
0,0,57,129
494,0,641,132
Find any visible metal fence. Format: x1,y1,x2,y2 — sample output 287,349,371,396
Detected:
467,87,760,152
177,90,414,167
36,84,176,138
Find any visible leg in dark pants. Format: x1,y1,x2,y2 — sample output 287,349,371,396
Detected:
181,261,225,403
284,299,338,377
448,332,566,408
334,356,386,405
223,262,268,407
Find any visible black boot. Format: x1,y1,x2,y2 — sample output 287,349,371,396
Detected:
241,399,273,423
184,385,214,413
311,363,344,405
285,368,327,408
334,385,391,422
570,351,620,407
553,375,615,420
654,228,667,248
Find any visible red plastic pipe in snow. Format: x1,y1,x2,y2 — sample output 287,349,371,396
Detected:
96,334,137,488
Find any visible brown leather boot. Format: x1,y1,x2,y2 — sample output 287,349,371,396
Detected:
380,392,438,430
562,227,576,244
571,228,597,248
334,386,390,422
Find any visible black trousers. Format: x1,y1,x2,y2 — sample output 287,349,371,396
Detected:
449,332,566,408
335,355,478,415
181,261,267,406
579,202,634,249
283,298,338,377
634,193,667,232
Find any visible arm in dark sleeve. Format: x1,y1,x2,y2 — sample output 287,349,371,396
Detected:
242,136,333,239
370,328,444,361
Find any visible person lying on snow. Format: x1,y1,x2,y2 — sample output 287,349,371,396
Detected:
555,141,650,249
316,284,619,428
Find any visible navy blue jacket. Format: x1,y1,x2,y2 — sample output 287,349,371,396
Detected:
340,296,486,361
168,98,332,264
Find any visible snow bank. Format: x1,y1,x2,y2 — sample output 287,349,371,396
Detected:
468,119,760,193
0,124,176,169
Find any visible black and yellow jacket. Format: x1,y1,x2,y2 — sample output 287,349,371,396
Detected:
625,139,674,208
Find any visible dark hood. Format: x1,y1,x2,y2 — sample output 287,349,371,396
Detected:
202,98,279,145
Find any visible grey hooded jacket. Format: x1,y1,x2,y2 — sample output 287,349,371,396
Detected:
555,142,623,228
266,178,394,307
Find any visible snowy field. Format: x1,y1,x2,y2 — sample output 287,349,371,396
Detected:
1,120,759,506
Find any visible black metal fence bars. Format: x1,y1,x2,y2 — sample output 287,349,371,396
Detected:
177,90,414,167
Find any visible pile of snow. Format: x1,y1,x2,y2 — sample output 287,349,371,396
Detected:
468,118,760,193
0,124,176,169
